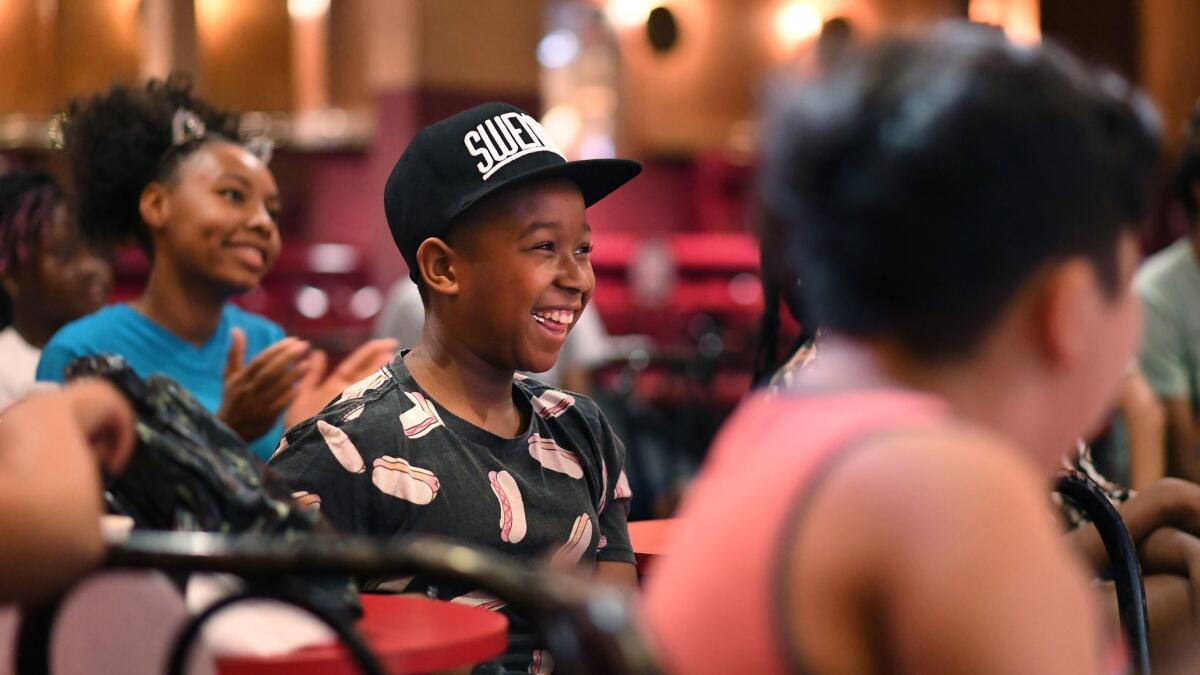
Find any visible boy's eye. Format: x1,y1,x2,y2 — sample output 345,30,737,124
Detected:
219,188,246,203
532,241,555,252
576,243,593,256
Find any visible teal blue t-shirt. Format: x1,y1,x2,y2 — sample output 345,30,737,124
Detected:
37,303,287,459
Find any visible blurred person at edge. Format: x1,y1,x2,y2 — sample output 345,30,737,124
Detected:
643,24,1172,674
0,169,111,409
1136,106,1200,485
36,76,395,459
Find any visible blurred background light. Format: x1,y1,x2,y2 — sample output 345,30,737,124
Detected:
606,0,658,29
728,272,762,306
578,133,616,160
287,0,330,21
349,286,384,320
307,243,359,274
537,29,581,68
774,2,823,48
295,285,330,319
541,105,584,150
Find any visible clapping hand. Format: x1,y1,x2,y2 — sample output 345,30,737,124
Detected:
285,338,399,428
218,329,314,441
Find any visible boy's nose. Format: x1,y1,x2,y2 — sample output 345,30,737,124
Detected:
556,256,593,294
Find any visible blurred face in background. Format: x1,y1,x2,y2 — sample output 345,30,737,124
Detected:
2,203,111,337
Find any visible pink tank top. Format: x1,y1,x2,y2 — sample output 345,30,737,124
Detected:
641,388,945,675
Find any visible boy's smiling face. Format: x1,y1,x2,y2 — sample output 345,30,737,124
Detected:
432,177,593,374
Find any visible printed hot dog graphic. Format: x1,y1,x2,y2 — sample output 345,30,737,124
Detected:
489,470,528,543
372,455,440,505
400,391,445,438
527,434,583,479
372,575,414,593
270,435,289,460
530,649,555,674
336,368,391,403
451,590,509,612
551,513,593,566
318,420,366,473
598,457,609,514
290,491,322,511
530,389,575,419
614,469,632,501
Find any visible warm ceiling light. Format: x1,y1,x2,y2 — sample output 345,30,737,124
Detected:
775,2,823,48
606,0,657,29
287,0,330,20
968,0,1040,44
541,105,584,151
538,29,581,68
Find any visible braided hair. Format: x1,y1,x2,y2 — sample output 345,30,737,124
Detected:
62,73,240,253
0,169,65,327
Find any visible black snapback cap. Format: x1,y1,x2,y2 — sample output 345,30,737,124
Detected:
384,102,642,281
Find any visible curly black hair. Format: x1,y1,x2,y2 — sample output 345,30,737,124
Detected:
63,73,240,252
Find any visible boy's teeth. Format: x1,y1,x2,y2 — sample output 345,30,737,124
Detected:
532,310,574,325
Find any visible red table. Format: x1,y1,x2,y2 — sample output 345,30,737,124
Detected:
217,594,508,675
628,518,677,579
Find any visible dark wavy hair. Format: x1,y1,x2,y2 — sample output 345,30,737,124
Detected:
62,73,240,252
0,169,66,326
759,23,1162,364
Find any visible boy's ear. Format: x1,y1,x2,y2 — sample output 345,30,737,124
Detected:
1035,258,1097,369
138,182,170,235
415,237,460,299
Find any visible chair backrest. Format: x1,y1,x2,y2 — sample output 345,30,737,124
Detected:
3,570,215,675
14,532,662,675
1055,471,1151,675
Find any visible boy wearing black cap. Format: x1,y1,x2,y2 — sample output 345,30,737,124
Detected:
270,103,641,673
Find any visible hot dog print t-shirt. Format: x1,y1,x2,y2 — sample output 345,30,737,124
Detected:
269,351,634,674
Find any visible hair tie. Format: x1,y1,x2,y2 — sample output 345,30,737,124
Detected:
243,135,275,165
171,108,207,146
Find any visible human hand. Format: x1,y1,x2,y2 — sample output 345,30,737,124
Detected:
60,379,137,476
1,379,137,477
284,338,398,427
218,329,314,440
1119,477,1200,544
0,380,137,602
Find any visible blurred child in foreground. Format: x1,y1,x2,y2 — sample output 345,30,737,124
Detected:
644,24,1170,673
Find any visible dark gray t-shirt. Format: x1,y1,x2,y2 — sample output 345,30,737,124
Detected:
269,352,634,673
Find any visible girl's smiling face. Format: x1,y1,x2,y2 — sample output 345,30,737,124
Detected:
142,141,282,297
434,177,593,374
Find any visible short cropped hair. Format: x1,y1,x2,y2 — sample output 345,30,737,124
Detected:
760,24,1161,364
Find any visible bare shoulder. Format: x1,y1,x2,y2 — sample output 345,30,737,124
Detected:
800,424,1051,544
785,424,1099,674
